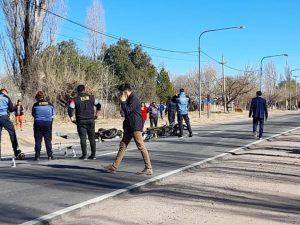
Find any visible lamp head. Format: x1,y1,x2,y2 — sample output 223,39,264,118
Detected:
239,25,246,29
283,54,288,57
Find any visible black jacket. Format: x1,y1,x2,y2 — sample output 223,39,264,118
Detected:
121,93,143,133
166,97,177,113
14,105,24,116
68,93,101,121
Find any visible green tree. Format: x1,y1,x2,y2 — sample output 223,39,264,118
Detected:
103,39,157,102
156,68,174,102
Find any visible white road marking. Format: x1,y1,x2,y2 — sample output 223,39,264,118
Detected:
19,126,300,225
208,130,223,134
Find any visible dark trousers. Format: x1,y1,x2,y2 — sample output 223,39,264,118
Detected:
0,115,19,156
253,117,264,138
168,111,176,126
160,111,164,119
150,116,158,128
34,121,53,157
77,119,96,157
178,114,192,136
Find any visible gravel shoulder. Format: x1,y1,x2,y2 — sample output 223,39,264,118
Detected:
53,124,300,225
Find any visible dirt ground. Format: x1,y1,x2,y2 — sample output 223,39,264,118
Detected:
54,128,300,225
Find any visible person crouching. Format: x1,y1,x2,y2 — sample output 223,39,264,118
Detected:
32,91,55,160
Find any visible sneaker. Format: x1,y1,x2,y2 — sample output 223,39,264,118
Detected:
189,133,193,137
253,132,258,139
136,168,153,176
103,164,117,173
34,157,40,161
48,156,55,160
79,155,87,160
88,155,97,160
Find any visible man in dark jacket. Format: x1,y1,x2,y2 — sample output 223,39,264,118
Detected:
32,91,55,160
249,91,268,139
176,88,193,137
166,96,177,126
104,83,152,175
68,85,101,160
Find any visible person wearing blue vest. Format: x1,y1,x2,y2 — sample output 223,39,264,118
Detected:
175,88,193,137
0,88,21,158
32,91,55,160
249,91,268,139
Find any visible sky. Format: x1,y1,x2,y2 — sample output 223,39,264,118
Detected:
1,0,300,80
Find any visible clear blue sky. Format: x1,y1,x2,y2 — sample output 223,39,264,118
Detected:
1,0,300,79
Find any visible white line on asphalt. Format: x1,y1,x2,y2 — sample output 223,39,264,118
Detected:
208,130,223,134
19,126,300,225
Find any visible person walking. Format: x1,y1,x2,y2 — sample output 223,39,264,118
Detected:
148,102,159,127
249,91,268,139
0,89,22,158
68,85,101,160
104,83,153,175
14,100,25,131
159,102,165,119
175,88,193,137
166,96,177,126
141,102,148,127
32,91,55,160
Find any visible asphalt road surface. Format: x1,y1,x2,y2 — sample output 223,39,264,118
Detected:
0,113,299,225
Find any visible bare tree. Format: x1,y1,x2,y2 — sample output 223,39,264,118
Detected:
263,62,280,107
45,0,67,46
86,0,106,61
226,70,257,110
0,0,56,97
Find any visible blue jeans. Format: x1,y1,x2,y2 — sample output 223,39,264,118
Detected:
0,115,19,156
253,117,264,138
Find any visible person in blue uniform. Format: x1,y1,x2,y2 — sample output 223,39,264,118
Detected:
0,88,21,158
32,91,55,160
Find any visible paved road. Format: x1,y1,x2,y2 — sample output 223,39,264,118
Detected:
0,113,299,225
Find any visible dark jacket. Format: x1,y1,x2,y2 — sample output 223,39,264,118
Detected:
121,93,143,133
32,100,55,122
249,96,268,119
68,93,101,121
166,97,177,114
14,105,24,116
148,104,159,118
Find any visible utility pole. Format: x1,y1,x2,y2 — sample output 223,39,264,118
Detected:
220,55,226,113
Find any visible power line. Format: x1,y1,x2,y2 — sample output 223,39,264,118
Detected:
1,6,259,73
33,3,198,54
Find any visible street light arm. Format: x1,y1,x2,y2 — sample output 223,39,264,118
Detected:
198,25,245,118
259,53,288,91
291,68,300,73
261,54,288,64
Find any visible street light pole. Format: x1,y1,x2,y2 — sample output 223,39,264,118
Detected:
198,25,245,118
259,54,288,91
